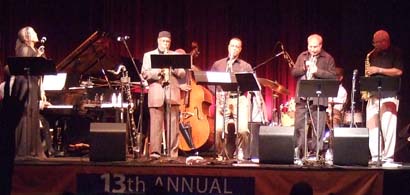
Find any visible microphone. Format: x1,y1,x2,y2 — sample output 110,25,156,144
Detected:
40,36,47,44
38,36,47,54
228,52,234,60
116,36,130,42
226,53,235,72
274,42,285,57
353,69,358,80
275,51,285,57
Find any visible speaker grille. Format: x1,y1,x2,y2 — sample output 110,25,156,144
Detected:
90,123,126,162
333,127,369,166
258,126,294,164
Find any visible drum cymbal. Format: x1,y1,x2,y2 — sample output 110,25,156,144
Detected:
257,78,289,95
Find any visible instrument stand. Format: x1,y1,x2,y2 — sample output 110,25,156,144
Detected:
298,79,339,166
151,54,191,159
360,76,400,167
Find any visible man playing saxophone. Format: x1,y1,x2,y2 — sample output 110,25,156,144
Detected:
364,29,403,164
141,31,186,159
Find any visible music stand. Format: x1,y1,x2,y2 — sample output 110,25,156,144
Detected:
7,57,56,76
360,76,400,166
194,71,237,159
151,54,191,157
298,79,339,162
7,57,56,155
234,72,261,160
235,72,261,92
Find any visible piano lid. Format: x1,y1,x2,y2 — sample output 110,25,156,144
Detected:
56,31,121,75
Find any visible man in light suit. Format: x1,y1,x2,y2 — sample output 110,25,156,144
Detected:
141,31,186,159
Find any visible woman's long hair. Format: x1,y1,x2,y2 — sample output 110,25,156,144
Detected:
15,26,33,54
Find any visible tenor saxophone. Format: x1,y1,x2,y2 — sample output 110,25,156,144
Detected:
361,49,375,101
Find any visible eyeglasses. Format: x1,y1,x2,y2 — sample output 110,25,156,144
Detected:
372,39,386,45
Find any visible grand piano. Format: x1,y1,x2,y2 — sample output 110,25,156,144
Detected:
42,31,149,156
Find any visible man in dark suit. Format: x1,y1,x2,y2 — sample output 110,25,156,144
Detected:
291,34,337,159
141,31,186,159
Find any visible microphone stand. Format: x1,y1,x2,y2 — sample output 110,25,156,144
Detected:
301,61,317,163
253,42,280,70
252,42,291,127
119,37,148,158
350,70,358,128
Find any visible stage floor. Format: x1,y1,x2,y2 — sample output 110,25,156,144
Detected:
11,155,410,195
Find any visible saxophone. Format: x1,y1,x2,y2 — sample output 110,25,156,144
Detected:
159,49,170,86
118,66,142,158
159,68,170,86
361,49,375,101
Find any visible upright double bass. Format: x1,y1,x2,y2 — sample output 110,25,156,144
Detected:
178,42,214,152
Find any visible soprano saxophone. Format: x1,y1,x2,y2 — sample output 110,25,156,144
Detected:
159,49,170,86
361,49,375,101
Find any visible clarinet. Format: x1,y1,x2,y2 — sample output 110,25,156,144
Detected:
350,69,358,127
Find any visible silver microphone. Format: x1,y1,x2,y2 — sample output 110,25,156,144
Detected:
353,69,358,80
275,51,285,57
40,36,47,44
280,42,285,52
274,42,285,57
228,52,234,60
116,36,130,42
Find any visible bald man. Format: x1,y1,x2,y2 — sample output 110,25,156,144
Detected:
291,34,337,160
364,30,403,164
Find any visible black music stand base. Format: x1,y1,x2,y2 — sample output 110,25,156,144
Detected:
298,79,339,165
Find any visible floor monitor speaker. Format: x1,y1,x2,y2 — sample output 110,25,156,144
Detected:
258,126,294,164
333,127,369,166
90,123,126,162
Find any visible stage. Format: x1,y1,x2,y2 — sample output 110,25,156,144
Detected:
11,156,410,195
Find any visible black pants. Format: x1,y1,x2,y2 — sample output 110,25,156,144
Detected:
294,101,327,157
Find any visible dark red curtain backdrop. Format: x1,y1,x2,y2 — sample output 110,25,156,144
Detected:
1,0,410,127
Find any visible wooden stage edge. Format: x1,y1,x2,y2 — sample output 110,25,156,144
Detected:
12,156,410,195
